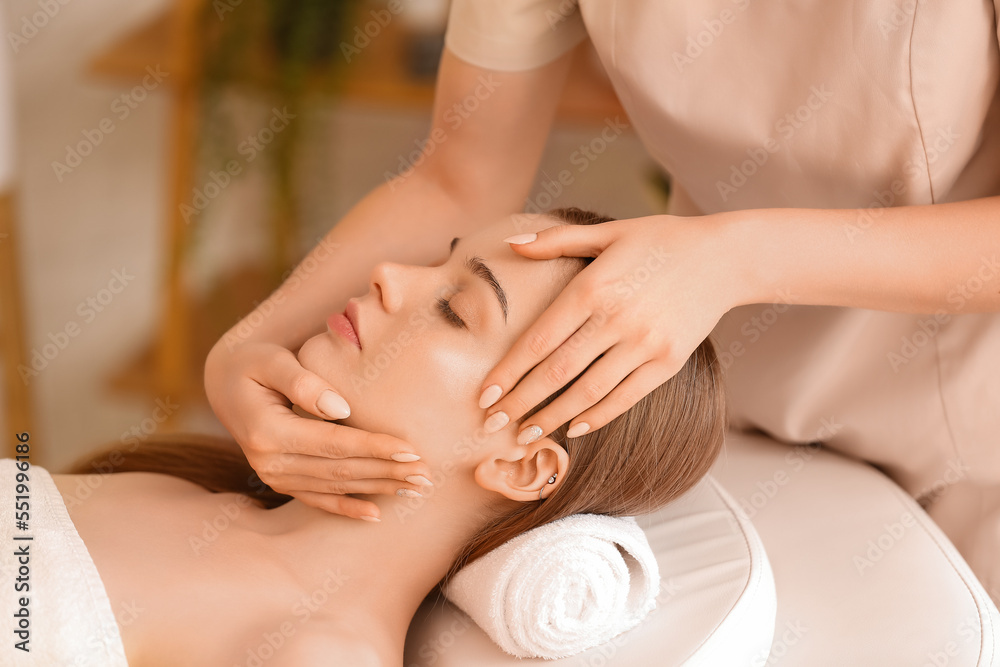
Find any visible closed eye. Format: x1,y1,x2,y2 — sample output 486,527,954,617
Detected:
436,296,467,329
448,237,507,323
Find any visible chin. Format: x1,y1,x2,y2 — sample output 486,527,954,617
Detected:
297,334,353,389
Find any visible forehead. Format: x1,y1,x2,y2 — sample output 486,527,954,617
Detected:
454,215,582,306
455,216,577,282
462,214,563,249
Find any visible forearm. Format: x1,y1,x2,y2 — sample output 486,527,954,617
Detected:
725,196,1000,314
218,171,514,353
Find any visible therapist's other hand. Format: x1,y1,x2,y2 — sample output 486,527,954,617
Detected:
204,340,430,521
479,215,745,443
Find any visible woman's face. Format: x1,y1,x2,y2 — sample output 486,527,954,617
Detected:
296,214,579,464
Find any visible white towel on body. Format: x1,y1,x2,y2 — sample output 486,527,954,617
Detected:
0,458,129,666
442,513,660,660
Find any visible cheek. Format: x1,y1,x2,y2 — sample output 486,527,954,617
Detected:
299,323,509,444
379,337,497,436
424,343,492,404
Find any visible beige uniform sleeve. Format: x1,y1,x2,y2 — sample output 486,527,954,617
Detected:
444,0,588,71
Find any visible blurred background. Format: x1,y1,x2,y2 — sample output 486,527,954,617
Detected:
0,0,667,472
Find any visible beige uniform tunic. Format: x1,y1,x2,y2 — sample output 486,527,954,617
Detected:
445,0,1000,591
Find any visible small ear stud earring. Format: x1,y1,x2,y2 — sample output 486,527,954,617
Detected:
539,473,558,500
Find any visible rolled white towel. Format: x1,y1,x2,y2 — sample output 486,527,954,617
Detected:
442,513,660,660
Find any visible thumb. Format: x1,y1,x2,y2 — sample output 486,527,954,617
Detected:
502,220,617,259
266,349,351,420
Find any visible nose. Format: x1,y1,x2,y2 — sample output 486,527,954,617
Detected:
369,261,406,313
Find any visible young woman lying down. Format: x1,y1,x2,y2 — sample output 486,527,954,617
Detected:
3,208,726,666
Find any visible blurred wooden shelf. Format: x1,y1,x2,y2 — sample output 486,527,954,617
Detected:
88,5,627,124
89,12,182,80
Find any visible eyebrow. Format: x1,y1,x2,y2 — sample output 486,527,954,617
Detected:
450,237,508,322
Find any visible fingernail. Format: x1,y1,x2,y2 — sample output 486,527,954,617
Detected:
517,425,543,445
391,452,421,462
360,515,381,523
405,474,433,487
566,422,590,438
396,488,422,499
317,390,350,420
479,384,502,409
503,233,537,245
484,410,510,434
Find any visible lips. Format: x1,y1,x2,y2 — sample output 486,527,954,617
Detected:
327,301,361,349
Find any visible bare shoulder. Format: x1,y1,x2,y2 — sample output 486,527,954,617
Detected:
269,628,388,667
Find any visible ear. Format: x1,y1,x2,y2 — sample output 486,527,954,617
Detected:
474,437,570,502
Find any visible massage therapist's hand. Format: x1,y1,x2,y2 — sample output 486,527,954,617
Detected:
479,214,750,443
204,340,430,521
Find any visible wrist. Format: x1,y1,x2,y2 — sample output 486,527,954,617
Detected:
708,209,784,308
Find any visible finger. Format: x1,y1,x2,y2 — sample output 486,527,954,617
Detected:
478,287,595,411
275,473,430,498
293,490,382,521
256,449,430,486
292,456,431,485
273,411,421,463
565,359,680,436
490,323,616,433
504,219,619,259
513,345,639,442
260,348,352,420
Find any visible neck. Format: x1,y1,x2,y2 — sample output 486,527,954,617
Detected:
253,472,500,642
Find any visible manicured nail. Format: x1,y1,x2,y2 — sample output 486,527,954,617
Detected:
317,390,350,420
391,452,421,462
396,488,422,499
503,233,537,245
517,425,543,445
360,515,381,523
405,474,433,487
479,384,502,409
484,410,510,434
566,422,590,438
